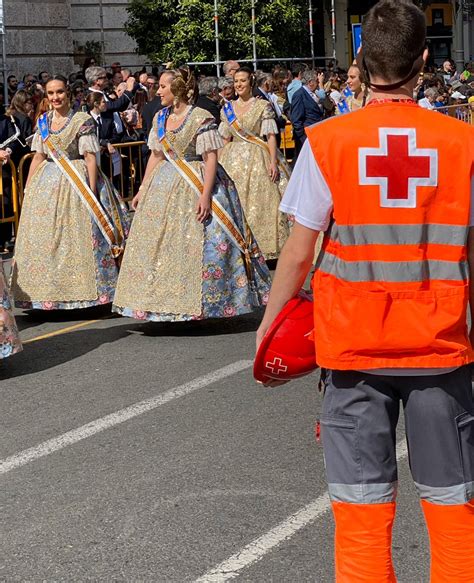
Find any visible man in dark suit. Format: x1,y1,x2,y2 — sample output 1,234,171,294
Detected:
196,77,221,125
141,76,163,138
290,70,325,161
85,66,137,142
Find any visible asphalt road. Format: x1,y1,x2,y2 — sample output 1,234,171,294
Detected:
1,266,430,582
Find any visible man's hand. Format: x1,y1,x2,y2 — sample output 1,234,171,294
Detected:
0,149,11,165
126,76,135,92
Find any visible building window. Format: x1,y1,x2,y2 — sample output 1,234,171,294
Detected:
432,9,444,26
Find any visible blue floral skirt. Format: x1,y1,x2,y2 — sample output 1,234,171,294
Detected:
113,162,271,322
0,263,22,358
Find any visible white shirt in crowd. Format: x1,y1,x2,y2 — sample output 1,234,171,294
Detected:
418,97,435,110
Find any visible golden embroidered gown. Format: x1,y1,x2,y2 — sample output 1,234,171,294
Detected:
11,111,130,310
218,99,291,259
112,106,271,322
0,261,21,358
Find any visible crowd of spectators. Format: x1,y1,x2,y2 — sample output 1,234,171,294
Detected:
0,56,472,253
1,57,472,161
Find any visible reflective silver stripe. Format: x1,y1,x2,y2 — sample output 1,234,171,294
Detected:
330,223,468,247
331,223,468,247
415,481,474,505
317,252,468,282
328,482,398,504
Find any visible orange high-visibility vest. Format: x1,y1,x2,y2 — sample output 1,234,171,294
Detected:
306,101,474,370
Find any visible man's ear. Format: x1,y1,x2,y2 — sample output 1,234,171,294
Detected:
423,48,429,65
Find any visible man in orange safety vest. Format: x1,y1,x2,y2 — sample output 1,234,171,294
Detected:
257,1,474,581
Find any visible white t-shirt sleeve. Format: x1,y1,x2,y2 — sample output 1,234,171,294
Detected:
279,139,333,231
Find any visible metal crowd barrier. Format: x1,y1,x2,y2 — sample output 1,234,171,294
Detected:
105,141,146,202
280,122,295,160
437,103,473,124
17,152,34,207
0,159,20,239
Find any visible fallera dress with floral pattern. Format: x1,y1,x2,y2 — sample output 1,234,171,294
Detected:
112,106,271,322
0,262,22,358
218,99,291,259
10,111,130,310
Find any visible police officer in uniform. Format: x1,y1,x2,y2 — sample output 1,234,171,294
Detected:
257,2,474,581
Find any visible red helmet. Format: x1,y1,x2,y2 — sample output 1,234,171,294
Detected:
254,290,318,384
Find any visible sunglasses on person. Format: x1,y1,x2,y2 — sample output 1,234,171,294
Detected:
97,75,107,80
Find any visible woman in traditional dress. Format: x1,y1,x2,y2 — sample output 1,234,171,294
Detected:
112,67,270,322
11,76,130,310
0,261,21,358
345,65,368,112
218,66,291,260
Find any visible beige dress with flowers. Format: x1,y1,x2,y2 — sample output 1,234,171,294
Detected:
112,106,270,322
218,99,291,259
0,262,21,358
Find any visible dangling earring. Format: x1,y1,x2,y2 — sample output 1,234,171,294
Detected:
173,96,180,107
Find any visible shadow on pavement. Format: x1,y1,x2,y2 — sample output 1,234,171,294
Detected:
14,305,116,332
0,323,132,380
136,309,264,338
0,310,264,380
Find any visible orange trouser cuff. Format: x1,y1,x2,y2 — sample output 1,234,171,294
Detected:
332,501,397,583
421,499,474,582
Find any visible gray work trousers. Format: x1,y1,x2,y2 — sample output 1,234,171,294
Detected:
320,366,474,505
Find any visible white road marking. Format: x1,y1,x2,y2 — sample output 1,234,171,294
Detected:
196,440,409,582
0,360,252,475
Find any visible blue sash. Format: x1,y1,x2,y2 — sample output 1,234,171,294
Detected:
223,101,237,124
157,107,168,141
337,99,350,115
38,113,49,141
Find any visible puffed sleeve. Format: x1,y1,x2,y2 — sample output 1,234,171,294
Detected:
218,109,232,139
218,121,232,140
147,115,162,152
196,120,224,155
260,103,278,137
31,130,46,154
78,118,100,155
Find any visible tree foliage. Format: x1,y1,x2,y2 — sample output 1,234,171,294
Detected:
125,0,311,65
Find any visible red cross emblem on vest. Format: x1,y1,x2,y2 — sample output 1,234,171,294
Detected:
359,128,438,208
265,357,288,375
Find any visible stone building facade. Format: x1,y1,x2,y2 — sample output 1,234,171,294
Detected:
3,0,145,79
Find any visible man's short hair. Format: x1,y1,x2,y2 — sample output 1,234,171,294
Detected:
291,63,307,78
257,72,272,88
301,69,316,85
85,66,107,85
362,0,426,83
223,60,240,75
218,76,234,90
424,87,438,100
199,76,218,96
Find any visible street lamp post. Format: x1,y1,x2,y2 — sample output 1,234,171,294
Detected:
0,0,7,107
309,0,315,68
251,0,257,71
99,0,106,65
331,0,336,62
214,0,220,77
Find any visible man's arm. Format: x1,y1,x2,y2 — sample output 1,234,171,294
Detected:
106,91,133,113
256,222,319,349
